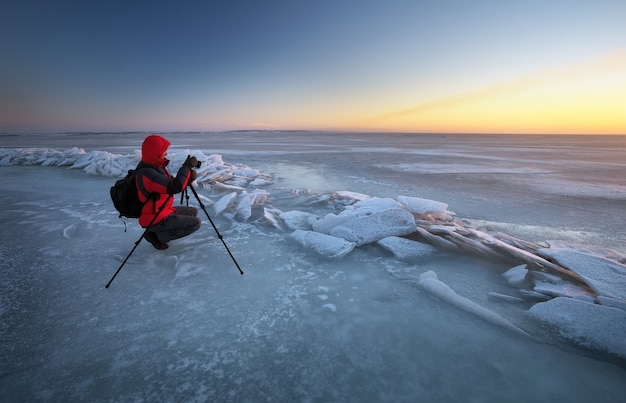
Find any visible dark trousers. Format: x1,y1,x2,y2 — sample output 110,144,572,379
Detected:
150,206,201,243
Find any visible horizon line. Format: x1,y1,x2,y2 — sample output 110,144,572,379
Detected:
1,129,625,136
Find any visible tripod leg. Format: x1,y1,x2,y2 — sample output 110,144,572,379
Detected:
105,232,145,288
188,184,244,275
105,194,174,288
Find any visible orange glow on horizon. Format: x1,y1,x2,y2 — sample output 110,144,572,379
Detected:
355,50,626,135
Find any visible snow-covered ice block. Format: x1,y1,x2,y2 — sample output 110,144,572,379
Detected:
329,208,417,246
288,230,356,259
377,236,437,261
311,213,353,234
538,242,626,301
527,297,626,358
279,210,319,231
346,197,402,215
397,195,450,215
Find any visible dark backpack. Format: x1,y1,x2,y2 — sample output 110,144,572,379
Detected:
110,168,145,219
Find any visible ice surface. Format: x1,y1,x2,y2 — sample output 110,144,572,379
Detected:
1,133,626,401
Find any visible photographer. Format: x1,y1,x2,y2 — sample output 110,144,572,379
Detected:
135,134,201,250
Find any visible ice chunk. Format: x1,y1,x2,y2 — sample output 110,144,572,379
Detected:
201,169,233,183
331,191,371,203
202,153,225,168
419,270,438,281
530,269,595,300
398,195,449,215
538,242,626,301
288,230,356,259
311,213,354,234
347,197,402,215
212,192,237,215
377,236,437,261
487,292,525,303
259,207,282,229
527,297,626,358
235,193,256,221
279,210,319,231
417,271,530,338
329,208,417,246
517,289,552,302
233,167,260,178
249,178,272,186
250,189,269,204
533,280,595,301
532,271,563,284
211,181,245,192
502,264,529,288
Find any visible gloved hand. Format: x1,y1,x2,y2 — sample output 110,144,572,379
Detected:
189,169,197,182
184,156,199,168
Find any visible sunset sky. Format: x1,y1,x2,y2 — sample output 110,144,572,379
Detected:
2,1,625,134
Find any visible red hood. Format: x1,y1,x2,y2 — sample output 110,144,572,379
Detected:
141,135,171,167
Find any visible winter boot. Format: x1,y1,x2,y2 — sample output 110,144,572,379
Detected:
144,231,169,250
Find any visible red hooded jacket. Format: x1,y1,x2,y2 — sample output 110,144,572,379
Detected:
135,135,193,227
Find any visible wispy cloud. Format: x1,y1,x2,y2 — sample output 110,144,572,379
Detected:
369,50,626,123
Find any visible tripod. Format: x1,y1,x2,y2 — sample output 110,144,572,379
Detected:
106,181,244,288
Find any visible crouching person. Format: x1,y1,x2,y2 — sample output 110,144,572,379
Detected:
136,134,201,250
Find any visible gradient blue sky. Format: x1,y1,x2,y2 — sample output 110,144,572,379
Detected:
2,0,625,133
